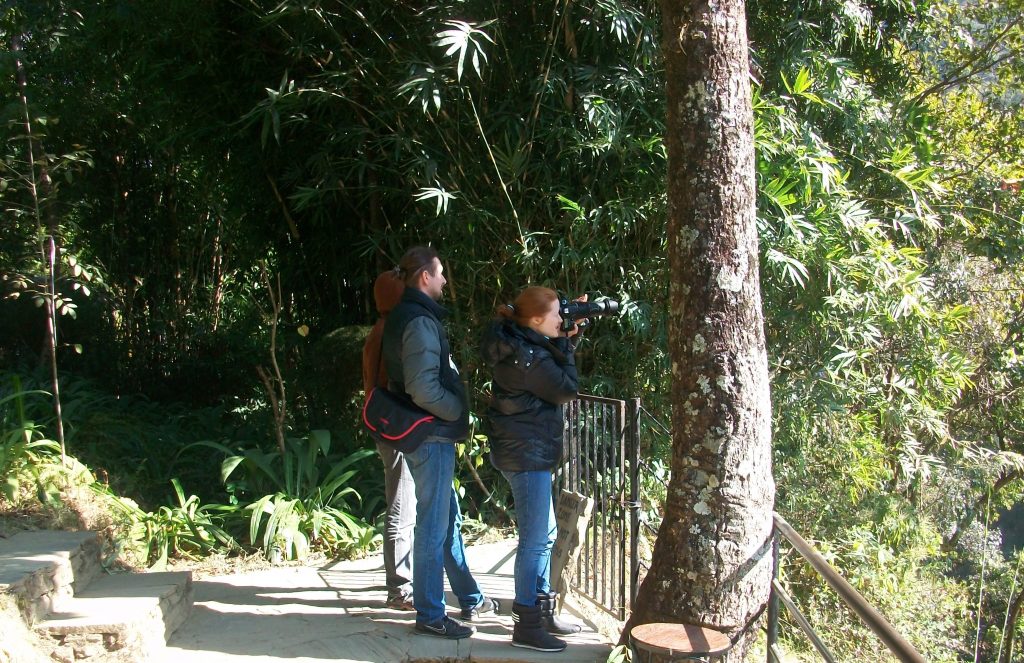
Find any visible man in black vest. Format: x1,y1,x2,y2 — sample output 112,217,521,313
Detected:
381,246,496,639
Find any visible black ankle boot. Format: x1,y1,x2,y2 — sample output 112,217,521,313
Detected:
512,602,567,652
537,592,582,635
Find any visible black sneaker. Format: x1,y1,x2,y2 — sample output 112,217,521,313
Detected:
415,616,475,640
460,596,500,621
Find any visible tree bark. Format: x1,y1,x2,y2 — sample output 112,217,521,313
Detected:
621,0,774,657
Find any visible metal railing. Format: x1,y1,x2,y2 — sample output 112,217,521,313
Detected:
767,513,926,663
551,396,922,660
555,394,641,620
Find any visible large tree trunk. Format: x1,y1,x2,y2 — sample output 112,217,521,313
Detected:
622,0,774,656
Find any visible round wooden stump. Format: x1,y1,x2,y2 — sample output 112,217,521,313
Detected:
629,622,732,662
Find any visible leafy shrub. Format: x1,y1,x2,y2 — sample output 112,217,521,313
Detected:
0,378,62,503
245,492,376,562
195,430,378,560
99,478,241,569
2,368,250,508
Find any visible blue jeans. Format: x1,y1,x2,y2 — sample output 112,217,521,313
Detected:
502,469,556,605
405,438,483,625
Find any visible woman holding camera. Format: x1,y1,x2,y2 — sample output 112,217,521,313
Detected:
479,286,584,652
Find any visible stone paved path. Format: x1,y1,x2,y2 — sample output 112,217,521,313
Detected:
153,539,614,663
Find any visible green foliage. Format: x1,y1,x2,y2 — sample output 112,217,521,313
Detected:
0,378,61,502
99,479,240,570
748,0,1024,657
458,423,512,524
605,644,631,662
195,431,378,560
2,369,252,507
979,549,1024,663
1,0,277,400
234,0,669,404
245,492,376,562
778,530,970,661
2,366,379,565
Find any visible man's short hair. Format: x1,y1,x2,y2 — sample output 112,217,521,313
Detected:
398,246,440,286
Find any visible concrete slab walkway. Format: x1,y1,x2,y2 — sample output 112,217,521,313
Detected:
155,539,614,663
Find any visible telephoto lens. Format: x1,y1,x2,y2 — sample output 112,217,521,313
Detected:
558,297,620,331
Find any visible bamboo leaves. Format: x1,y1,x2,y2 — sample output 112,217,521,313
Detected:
397,64,443,112
433,19,495,82
414,184,457,216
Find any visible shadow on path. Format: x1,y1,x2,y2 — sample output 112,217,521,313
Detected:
156,540,612,663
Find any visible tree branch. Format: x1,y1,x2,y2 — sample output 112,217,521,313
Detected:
942,469,1022,553
910,16,1023,107
461,452,511,523
258,263,287,454
266,174,301,241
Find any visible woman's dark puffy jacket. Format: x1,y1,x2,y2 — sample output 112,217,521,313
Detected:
479,319,578,472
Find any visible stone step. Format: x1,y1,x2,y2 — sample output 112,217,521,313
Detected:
34,570,194,663
0,530,103,624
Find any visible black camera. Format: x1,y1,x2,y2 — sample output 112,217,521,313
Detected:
559,297,620,331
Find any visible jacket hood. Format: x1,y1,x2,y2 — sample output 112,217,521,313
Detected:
480,319,519,367
373,270,405,315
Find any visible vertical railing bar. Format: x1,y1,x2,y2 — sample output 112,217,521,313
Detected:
569,399,577,491
767,526,780,663
609,404,618,615
614,403,622,617
566,399,574,492
617,400,627,620
593,401,599,599
629,398,641,609
599,402,608,606
602,401,610,610
557,400,567,496
554,400,567,516
576,398,587,589
589,402,598,599
570,399,580,491
582,400,592,594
